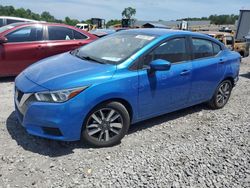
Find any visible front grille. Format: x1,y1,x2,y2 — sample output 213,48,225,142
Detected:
16,89,24,103
16,104,24,122
22,95,36,113
15,88,36,115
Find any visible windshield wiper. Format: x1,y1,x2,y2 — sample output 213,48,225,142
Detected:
80,55,105,64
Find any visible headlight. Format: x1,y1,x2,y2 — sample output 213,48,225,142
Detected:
34,86,88,103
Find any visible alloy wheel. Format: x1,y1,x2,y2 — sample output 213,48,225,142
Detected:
86,108,123,142
216,82,231,106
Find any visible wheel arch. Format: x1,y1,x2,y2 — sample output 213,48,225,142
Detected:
80,97,134,135
96,98,134,121
239,51,245,57
223,76,234,86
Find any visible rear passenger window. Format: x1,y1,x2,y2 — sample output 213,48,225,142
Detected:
0,19,4,27
6,19,24,25
144,38,188,65
48,26,74,40
73,30,87,39
192,38,213,59
213,43,221,55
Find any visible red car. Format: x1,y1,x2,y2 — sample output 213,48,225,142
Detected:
0,22,97,77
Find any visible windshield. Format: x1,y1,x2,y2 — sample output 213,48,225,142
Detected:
0,25,14,33
71,32,156,64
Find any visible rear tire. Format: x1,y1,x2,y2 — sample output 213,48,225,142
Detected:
82,102,130,147
240,51,245,57
208,80,232,109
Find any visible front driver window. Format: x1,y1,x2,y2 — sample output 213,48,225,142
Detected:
6,26,43,43
143,38,188,66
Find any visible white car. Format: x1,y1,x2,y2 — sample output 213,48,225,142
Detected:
0,16,41,27
75,23,91,31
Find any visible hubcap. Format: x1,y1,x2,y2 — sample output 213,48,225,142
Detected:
86,108,123,142
216,82,231,106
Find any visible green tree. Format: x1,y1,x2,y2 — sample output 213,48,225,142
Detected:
106,19,121,27
122,7,136,19
41,11,55,22
64,16,79,26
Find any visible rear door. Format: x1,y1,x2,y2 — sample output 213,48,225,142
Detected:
45,26,91,57
189,37,225,104
0,25,46,76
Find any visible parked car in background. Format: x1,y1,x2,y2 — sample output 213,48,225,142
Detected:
89,28,127,38
14,29,240,147
75,23,92,31
89,29,117,37
0,16,40,27
0,22,97,77
200,31,249,57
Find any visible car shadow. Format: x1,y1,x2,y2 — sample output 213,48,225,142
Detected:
240,72,250,79
6,103,209,157
6,112,85,157
0,76,15,83
128,103,209,134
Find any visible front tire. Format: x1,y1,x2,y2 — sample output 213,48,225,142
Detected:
82,102,130,147
208,80,233,109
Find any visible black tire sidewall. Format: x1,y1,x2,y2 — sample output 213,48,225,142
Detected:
213,80,232,108
82,102,130,147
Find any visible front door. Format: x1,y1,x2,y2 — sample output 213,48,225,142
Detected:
0,25,45,76
138,37,192,119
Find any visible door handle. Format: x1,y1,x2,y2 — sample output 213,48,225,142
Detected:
219,59,225,64
37,45,43,49
180,70,190,76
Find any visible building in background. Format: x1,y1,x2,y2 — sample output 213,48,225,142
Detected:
235,10,250,42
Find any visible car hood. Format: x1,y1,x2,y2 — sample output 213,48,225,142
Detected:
23,52,117,91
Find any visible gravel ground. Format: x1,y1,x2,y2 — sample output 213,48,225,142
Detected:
0,57,249,188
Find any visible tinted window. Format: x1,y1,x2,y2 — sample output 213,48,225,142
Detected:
213,43,221,55
192,38,213,59
225,36,233,45
0,19,4,27
73,30,87,39
6,19,24,25
48,26,74,40
6,26,43,43
144,38,188,65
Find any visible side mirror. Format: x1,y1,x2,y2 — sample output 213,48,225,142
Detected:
150,59,171,71
0,36,8,44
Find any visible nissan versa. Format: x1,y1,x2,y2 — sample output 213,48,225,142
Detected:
14,29,240,147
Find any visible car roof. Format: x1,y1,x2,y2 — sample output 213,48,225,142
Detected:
7,22,71,28
0,16,39,22
199,31,232,36
120,28,202,37
119,28,225,48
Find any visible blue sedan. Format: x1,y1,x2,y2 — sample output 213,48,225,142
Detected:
14,29,240,147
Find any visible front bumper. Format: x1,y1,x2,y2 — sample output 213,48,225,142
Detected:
234,75,239,86
14,87,88,142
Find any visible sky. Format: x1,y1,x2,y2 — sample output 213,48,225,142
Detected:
1,0,250,21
